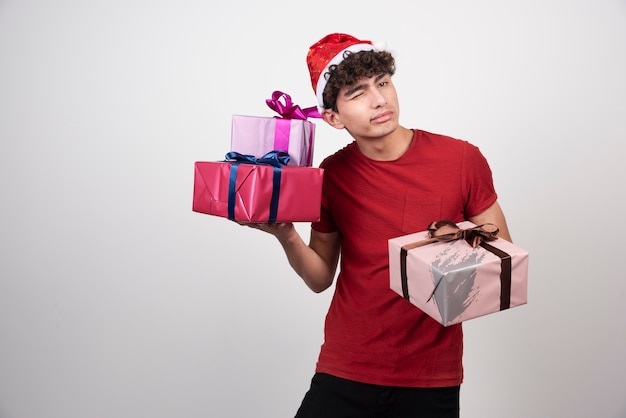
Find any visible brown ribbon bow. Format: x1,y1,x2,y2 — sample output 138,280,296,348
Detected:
400,220,500,253
427,220,500,248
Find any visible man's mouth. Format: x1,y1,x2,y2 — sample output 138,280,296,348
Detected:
371,111,392,123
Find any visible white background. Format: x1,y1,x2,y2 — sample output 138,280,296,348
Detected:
1,1,625,417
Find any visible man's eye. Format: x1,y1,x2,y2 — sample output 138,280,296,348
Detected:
379,81,388,88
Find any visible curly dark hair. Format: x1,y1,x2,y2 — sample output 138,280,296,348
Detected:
322,50,396,111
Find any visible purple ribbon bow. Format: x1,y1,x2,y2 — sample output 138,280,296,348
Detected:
265,90,321,120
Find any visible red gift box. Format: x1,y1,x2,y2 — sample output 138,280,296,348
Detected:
193,152,323,223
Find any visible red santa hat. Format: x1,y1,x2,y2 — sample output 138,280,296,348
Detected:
306,33,386,109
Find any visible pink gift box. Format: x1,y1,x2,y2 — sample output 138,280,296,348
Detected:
230,91,320,167
388,221,529,326
192,160,324,223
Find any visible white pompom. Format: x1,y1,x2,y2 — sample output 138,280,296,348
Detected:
372,40,387,51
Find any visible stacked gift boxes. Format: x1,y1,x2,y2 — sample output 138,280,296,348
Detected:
389,220,529,327
193,91,324,223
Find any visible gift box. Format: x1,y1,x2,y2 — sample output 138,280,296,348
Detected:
231,91,320,167
389,220,528,327
193,151,324,223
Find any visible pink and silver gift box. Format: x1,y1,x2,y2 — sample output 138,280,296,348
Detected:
389,220,528,327
231,91,320,167
192,151,324,223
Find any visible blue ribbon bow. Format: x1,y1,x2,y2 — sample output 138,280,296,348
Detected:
224,150,291,222
225,150,291,167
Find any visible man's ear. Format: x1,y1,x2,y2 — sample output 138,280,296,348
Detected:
321,109,344,130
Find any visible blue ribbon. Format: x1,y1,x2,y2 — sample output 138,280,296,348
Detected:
224,150,291,222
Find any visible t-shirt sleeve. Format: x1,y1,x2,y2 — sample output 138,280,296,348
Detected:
462,142,498,219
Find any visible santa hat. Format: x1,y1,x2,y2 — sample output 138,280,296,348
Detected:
306,33,386,109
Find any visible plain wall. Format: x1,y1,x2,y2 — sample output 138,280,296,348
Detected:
1,1,625,417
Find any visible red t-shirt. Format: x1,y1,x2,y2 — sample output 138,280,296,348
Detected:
311,129,498,387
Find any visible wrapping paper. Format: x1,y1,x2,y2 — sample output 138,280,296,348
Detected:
192,153,323,222
230,91,320,167
389,221,528,326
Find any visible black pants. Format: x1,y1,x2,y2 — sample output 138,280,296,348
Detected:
294,373,460,418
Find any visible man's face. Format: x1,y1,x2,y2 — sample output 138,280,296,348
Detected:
327,73,400,140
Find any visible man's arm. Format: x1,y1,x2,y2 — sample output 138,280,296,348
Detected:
243,222,341,293
468,201,512,242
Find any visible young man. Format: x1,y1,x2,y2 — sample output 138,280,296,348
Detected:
246,33,512,417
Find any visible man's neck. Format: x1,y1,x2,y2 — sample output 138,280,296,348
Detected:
354,126,414,161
